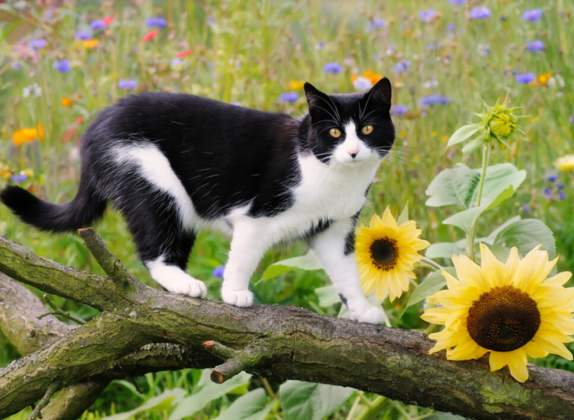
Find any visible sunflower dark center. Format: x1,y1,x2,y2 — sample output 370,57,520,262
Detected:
369,237,398,270
467,286,541,352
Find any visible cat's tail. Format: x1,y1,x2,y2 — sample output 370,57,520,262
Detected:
1,171,107,232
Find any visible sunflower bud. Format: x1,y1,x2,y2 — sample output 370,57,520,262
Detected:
480,101,518,143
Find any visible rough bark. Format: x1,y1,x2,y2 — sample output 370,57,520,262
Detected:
0,234,573,419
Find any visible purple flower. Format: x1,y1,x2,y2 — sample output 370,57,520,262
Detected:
393,60,410,74
420,95,450,107
469,6,491,20
521,204,531,214
391,105,408,117
53,59,71,73
146,16,167,28
279,92,299,103
212,266,224,279
515,72,535,84
10,174,27,184
369,18,385,30
29,38,47,49
559,191,566,201
557,183,565,190
91,19,106,31
523,9,543,22
75,30,93,40
547,174,558,183
447,23,457,32
118,79,138,90
419,9,438,23
543,187,553,199
323,62,342,74
449,0,466,5
526,40,544,53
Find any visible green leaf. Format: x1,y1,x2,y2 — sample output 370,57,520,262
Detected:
425,241,465,259
443,185,515,232
103,389,186,420
215,389,272,420
447,124,481,147
170,372,251,420
405,271,446,309
260,251,323,281
426,163,526,210
315,285,341,307
493,218,556,258
425,164,480,208
479,164,526,206
279,381,353,420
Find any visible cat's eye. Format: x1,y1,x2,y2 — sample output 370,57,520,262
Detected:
329,128,342,138
361,125,374,135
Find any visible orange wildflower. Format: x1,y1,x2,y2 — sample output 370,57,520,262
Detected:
82,39,100,49
12,124,45,146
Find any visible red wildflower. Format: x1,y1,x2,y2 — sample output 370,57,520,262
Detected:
176,49,193,58
143,30,159,42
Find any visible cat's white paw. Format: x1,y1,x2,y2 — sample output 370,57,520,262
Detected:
221,287,254,307
162,276,207,298
147,259,207,298
346,305,388,324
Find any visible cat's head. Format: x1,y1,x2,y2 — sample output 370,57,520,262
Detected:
302,78,394,165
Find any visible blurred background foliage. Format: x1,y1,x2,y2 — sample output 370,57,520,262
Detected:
1,0,573,418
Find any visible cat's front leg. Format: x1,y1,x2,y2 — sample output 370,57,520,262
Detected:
311,218,388,324
221,221,270,307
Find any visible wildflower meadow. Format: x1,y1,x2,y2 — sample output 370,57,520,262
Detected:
1,1,574,419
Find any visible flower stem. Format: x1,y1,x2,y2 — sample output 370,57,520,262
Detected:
466,143,491,260
420,256,444,271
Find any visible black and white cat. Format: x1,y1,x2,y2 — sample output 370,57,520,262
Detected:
1,78,394,324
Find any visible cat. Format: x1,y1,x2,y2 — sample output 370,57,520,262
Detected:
1,77,395,324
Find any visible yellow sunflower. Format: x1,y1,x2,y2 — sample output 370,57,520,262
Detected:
356,207,429,301
422,244,574,382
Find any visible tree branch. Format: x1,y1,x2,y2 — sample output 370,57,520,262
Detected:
0,234,573,419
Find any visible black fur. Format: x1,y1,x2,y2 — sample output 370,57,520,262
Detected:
1,79,394,268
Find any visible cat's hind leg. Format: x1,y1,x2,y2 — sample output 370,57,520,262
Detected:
118,190,207,298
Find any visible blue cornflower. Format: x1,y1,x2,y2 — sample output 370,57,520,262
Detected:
391,105,408,117
29,38,47,49
523,9,543,22
547,174,558,183
54,59,71,73
543,187,553,199
515,72,535,84
419,9,438,23
75,30,93,40
559,191,566,201
420,95,450,107
279,92,299,103
146,16,167,28
526,40,544,53
393,60,410,74
369,18,385,30
91,19,106,31
449,0,466,5
469,6,491,20
10,174,27,184
118,79,138,90
212,266,224,279
323,62,342,74
557,183,565,190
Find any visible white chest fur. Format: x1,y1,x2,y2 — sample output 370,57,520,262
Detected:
227,152,381,244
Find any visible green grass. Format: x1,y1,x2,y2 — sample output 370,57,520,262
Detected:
1,0,573,418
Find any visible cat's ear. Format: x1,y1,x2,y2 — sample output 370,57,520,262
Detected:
363,77,392,109
304,82,335,122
